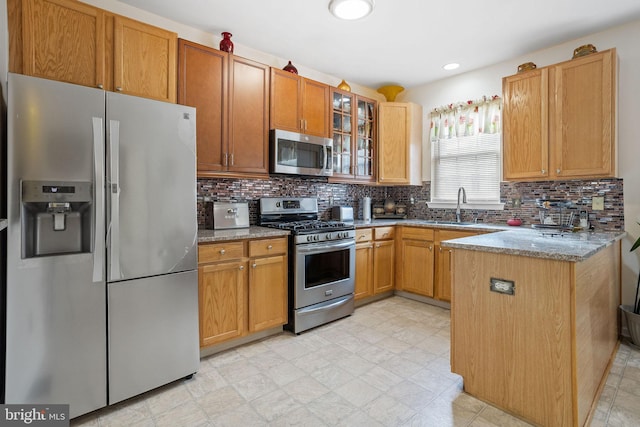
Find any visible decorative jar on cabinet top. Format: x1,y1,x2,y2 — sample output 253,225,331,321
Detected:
219,32,234,53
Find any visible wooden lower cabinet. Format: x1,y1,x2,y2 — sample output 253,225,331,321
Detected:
354,228,374,300
373,227,395,294
398,227,435,297
434,230,478,302
198,237,287,348
248,238,288,332
451,243,620,426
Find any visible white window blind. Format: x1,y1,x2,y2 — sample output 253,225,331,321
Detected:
429,97,502,204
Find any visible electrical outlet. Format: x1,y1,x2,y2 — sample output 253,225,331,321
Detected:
592,196,604,211
329,196,334,206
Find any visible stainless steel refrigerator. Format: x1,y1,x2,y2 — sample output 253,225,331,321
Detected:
3,73,199,418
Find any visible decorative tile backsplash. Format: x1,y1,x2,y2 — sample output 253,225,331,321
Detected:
198,176,624,231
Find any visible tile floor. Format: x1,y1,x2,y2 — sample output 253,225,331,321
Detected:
71,296,640,426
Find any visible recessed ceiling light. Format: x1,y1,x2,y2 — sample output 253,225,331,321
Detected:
329,0,374,20
443,63,460,71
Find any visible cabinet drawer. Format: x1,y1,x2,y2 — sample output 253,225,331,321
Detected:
198,242,245,264
437,230,478,243
249,237,288,257
402,227,434,241
356,228,373,242
374,226,395,240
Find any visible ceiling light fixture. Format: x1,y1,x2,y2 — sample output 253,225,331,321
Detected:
329,0,374,20
443,63,460,71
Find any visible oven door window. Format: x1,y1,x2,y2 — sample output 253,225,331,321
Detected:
304,247,350,289
277,139,324,169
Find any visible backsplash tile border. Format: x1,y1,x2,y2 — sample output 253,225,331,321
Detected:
197,177,624,231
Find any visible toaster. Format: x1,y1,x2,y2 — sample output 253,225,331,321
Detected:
213,202,249,229
331,206,354,222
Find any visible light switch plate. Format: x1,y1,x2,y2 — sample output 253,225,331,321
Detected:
592,196,605,211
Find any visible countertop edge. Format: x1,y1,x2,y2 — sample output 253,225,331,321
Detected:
0,219,7,232
198,226,290,243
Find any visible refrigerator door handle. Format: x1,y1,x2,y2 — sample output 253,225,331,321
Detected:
92,117,105,283
108,119,121,280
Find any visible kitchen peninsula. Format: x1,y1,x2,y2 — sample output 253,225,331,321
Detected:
444,228,625,427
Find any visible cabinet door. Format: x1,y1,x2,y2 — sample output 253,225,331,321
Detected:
373,240,394,294
20,0,106,88
355,97,376,182
502,69,549,180
113,15,177,103
177,39,227,174
301,78,330,137
401,239,435,297
331,89,354,178
435,245,453,302
248,255,287,332
198,260,247,347
355,242,373,300
228,56,270,175
550,49,615,178
378,102,421,185
270,68,301,132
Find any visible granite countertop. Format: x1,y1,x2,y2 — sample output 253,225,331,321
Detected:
0,219,6,232
198,226,289,243
355,219,624,261
441,227,625,262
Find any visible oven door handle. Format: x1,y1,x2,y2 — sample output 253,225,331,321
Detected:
296,239,355,254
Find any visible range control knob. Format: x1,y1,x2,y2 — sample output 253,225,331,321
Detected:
306,235,313,242
326,233,332,240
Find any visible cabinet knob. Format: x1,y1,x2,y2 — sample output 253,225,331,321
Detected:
429,245,433,251
116,87,123,92
220,249,226,255
541,169,546,174
556,168,561,174
267,245,273,250
97,84,104,89
439,247,442,253
252,263,257,268
239,265,244,270
375,244,381,248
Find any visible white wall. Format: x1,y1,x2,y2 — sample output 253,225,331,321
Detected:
400,19,640,306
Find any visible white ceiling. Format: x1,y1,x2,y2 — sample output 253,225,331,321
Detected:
119,0,640,90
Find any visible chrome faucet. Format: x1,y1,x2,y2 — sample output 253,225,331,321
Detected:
456,187,467,223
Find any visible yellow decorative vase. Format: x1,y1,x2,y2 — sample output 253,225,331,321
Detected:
377,85,404,102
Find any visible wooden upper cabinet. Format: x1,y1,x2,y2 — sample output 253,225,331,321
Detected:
330,89,377,183
502,68,549,180
178,39,269,178
17,0,106,88
377,102,423,185
503,48,616,180
301,78,330,137
227,56,270,175
178,39,227,173
550,49,616,178
270,69,330,137
11,0,177,103
113,16,177,103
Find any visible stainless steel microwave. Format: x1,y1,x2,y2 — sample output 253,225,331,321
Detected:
270,129,333,177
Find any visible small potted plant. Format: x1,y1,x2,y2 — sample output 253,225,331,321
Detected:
621,220,640,346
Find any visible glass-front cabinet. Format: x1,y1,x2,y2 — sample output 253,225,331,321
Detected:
330,89,376,182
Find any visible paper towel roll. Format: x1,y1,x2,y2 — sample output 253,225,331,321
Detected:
362,197,371,222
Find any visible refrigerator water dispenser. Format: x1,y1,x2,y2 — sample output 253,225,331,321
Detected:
21,180,93,258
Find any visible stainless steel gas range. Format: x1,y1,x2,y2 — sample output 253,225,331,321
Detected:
259,197,355,333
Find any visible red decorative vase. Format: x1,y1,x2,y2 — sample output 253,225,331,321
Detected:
283,61,298,74
219,32,234,53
